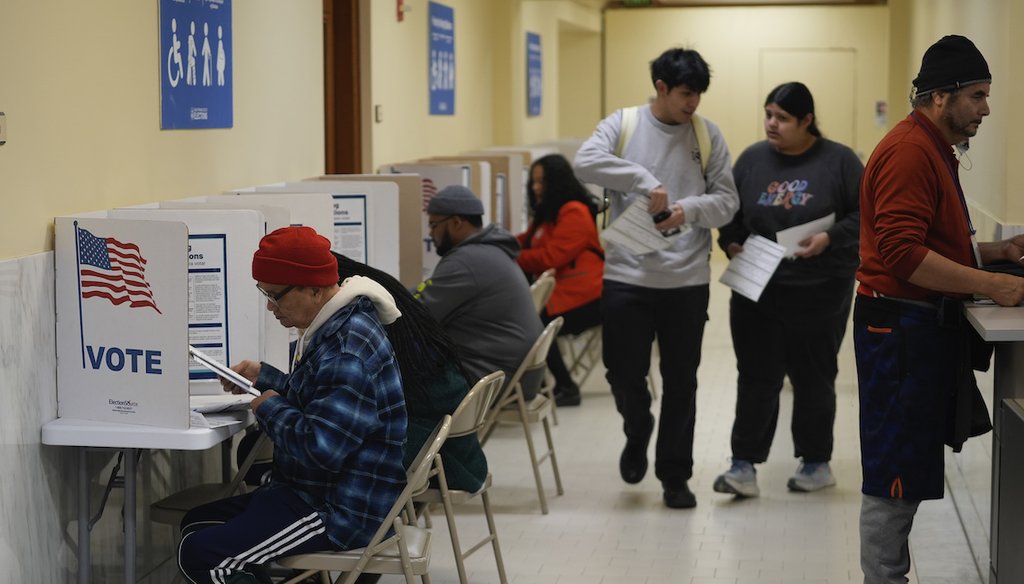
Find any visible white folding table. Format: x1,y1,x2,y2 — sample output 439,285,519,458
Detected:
42,413,253,584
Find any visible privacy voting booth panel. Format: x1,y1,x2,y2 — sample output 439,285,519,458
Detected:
312,174,424,289
55,217,190,428
379,162,485,281
158,197,296,374
161,197,292,234
466,151,526,233
481,146,556,233
110,208,266,396
432,154,517,231
236,183,401,284
209,192,335,244
410,160,492,224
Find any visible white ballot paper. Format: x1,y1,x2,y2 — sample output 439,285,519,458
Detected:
601,196,691,255
188,345,260,397
189,394,253,414
189,410,248,429
718,235,787,302
775,213,835,258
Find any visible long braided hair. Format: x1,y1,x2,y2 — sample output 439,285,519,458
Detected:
333,253,470,402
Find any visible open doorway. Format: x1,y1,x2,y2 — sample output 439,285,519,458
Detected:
324,0,361,173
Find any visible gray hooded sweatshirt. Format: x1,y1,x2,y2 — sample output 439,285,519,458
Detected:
416,223,543,385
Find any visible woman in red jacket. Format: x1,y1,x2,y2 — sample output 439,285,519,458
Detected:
517,154,604,406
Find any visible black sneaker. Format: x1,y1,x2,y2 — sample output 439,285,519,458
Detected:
619,437,652,484
554,383,581,407
619,442,647,483
663,483,697,509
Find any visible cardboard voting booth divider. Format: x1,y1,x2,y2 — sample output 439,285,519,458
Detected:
465,151,527,233
379,162,486,281
158,197,301,374
311,174,424,289
431,153,523,232
109,208,267,397
55,217,191,428
481,146,556,234
232,182,401,285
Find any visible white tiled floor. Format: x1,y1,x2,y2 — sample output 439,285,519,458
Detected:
375,258,983,584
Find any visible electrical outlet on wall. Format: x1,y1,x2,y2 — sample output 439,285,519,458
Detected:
0,112,6,146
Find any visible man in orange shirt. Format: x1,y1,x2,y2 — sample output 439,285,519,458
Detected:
855,35,1024,583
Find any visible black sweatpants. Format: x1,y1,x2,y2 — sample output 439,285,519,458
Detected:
601,280,709,489
727,277,853,464
178,485,336,584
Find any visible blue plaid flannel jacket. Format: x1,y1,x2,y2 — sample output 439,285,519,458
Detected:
254,296,407,549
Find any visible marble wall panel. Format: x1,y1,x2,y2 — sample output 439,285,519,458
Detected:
0,253,225,583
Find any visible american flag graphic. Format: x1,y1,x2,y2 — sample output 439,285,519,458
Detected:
77,227,162,313
421,177,438,211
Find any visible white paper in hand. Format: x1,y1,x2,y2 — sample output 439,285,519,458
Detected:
188,345,260,397
718,235,786,302
601,196,690,255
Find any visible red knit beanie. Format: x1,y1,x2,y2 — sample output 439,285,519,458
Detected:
252,226,338,286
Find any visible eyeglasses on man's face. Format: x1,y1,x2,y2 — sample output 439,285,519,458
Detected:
256,284,296,306
428,216,455,231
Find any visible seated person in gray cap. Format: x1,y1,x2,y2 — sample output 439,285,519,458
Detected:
414,185,543,392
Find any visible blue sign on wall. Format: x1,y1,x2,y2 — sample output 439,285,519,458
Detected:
160,0,233,129
526,32,542,117
428,2,455,116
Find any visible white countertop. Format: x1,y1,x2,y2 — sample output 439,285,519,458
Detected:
964,303,1024,342
42,411,253,449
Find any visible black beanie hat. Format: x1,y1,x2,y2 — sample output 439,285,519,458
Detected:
913,35,991,96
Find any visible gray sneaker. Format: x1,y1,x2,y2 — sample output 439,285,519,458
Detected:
712,459,760,498
787,461,836,492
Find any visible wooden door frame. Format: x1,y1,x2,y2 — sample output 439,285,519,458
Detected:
324,0,361,174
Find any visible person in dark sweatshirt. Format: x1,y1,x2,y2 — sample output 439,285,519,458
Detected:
714,82,862,499
415,185,543,392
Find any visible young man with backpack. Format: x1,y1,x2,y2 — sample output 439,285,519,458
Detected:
574,47,739,509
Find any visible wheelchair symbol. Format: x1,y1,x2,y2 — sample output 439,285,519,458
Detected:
167,18,183,88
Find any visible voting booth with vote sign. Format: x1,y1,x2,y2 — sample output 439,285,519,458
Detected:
55,207,270,429
237,181,402,283
110,208,267,394
55,217,190,428
312,174,425,288
380,162,485,280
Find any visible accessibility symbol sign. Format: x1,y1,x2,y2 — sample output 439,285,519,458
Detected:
160,0,233,129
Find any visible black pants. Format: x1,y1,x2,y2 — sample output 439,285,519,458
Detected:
728,277,853,464
601,280,709,488
542,298,602,388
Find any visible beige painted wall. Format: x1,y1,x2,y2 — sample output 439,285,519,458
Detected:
891,0,1021,227
558,30,602,139
603,5,890,164
0,0,325,260
520,1,600,145
367,0,500,169
366,0,600,170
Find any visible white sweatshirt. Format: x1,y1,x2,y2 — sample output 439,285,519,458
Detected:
574,105,739,288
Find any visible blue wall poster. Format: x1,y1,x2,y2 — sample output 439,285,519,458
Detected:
160,0,233,129
428,2,455,116
526,32,542,117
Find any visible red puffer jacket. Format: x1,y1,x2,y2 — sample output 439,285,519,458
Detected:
516,201,604,316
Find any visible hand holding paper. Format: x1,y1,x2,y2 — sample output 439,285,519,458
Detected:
793,231,831,258
188,345,261,397
601,195,691,255
718,235,786,302
775,213,835,258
